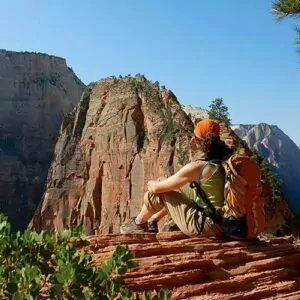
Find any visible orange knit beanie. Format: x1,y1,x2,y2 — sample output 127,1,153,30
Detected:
194,119,220,139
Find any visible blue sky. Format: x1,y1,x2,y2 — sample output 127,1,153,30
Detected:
1,0,300,144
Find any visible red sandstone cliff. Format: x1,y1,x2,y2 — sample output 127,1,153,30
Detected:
29,76,194,234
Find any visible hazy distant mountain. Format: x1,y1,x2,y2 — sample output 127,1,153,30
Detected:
181,105,209,122
232,123,300,213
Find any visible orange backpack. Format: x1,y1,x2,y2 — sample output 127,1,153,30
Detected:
220,154,265,239
191,154,265,239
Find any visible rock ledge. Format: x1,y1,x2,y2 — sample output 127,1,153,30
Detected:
88,232,300,299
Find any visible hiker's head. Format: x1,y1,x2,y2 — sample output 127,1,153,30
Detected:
194,119,220,139
190,119,219,154
190,119,231,159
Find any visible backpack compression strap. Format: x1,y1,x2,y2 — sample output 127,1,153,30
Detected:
190,181,218,224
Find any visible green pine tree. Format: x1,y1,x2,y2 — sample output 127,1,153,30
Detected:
272,0,300,54
208,98,231,126
272,0,300,19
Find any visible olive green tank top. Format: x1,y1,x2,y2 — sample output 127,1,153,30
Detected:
193,163,225,208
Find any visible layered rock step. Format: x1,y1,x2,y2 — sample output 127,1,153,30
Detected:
87,232,300,299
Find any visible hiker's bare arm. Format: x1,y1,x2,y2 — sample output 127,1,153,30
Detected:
147,161,204,193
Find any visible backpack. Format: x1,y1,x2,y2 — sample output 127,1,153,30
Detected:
191,154,265,240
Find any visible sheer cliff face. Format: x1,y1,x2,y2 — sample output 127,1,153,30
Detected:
29,76,195,234
232,123,300,213
0,50,85,230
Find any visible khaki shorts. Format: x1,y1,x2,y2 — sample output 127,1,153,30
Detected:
144,184,222,237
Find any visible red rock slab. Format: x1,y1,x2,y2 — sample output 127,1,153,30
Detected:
87,232,300,299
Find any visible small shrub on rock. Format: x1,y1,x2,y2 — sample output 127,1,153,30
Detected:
0,213,171,299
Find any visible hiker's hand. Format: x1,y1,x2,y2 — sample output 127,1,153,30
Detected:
147,180,158,194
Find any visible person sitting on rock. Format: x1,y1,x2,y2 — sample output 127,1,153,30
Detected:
120,119,233,236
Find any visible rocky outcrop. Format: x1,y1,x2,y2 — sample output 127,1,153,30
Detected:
29,76,194,234
0,50,85,230
88,232,300,299
232,123,300,213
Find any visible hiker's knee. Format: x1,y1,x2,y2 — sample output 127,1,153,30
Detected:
143,191,165,213
143,190,158,206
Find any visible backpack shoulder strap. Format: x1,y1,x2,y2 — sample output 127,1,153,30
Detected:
197,159,223,184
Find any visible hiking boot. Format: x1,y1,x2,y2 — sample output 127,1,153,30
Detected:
148,220,158,233
120,217,148,234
